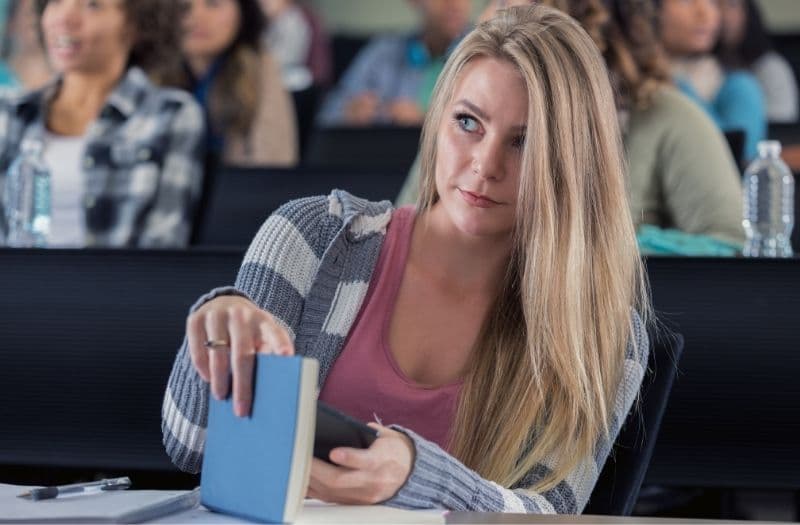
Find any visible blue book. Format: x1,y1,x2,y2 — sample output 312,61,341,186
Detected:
201,355,319,524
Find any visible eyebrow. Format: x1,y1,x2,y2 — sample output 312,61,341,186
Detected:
454,99,527,133
455,99,489,121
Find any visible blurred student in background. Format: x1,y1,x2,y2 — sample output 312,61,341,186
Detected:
657,0,766,161
259,0,332,91
0,0,205,248
0,0,51,91
317,0,471,126
400,0,745,246
717,0,798,123
181,0,297,166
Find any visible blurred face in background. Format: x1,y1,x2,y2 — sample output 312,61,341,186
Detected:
414,0,472,43
257,0,290,19
659,0,721,56
41,0,134,75
719,0,746,48
182,0,241,64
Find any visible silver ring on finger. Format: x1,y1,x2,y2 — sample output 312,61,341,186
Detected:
204,339,230,351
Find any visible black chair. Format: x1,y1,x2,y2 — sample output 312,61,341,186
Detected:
291,85,322,159
768,123,800,145
794,169,799,253
772,34,800,92
584,332,684,516
303,126,421,172
0,248,242,487
330,34,369,85
191,165,409,247
723,130,746,171
644,256,800,491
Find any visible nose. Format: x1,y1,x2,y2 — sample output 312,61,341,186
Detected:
696,0,720,24
472,134,506,181
47,0,82,29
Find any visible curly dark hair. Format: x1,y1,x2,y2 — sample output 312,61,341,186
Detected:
180,0,267,137
34,0,186,85
542,0,671,111
715,0,773,70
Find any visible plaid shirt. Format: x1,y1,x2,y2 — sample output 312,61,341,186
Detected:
0,67,205,247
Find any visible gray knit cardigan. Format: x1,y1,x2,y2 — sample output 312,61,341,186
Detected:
161,190,649,514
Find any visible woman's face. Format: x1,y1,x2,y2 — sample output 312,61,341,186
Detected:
719,0,747,48
41,0,134,74
182,0,241,61
660,0,722,56
434,56,527,239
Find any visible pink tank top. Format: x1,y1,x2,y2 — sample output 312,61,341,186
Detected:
318,206,462,451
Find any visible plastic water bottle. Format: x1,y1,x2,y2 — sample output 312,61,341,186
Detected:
2,139,51,247
742,140,795,258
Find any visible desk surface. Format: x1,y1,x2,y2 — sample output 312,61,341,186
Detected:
447,513,781,524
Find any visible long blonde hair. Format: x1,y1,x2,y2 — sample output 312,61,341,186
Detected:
418,5,650,491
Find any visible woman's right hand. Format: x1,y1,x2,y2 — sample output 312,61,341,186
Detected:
186,295,294,417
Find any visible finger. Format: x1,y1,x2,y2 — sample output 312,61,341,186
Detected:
205,309,231,400
229,307,256,417
186,312,209,382
310,458,370,493
257,315,295,356
367,422,386,435
329,447,375,471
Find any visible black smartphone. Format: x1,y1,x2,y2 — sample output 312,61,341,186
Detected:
313,402,379,463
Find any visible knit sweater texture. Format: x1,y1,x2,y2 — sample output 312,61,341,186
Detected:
161,190,649,514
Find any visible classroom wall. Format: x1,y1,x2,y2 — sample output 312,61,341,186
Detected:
307,0,800,35
756,0,800,34
305,0,485,35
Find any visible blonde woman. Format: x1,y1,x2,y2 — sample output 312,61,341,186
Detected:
162,5,650,514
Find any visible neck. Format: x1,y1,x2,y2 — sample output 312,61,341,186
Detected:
187,55,215,79
57,67,124,110
410,203,513,296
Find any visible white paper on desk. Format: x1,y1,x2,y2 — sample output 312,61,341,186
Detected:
0,483,199,523
156,499,446,524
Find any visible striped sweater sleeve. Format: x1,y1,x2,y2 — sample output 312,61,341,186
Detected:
386,313,650,514
161,195,339,473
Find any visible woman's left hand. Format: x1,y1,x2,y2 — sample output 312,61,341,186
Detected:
307,424,415,505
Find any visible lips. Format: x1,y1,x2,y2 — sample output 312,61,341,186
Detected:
458,188,502,208
49,35,81,61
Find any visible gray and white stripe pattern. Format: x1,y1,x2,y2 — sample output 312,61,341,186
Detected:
161,190,649,513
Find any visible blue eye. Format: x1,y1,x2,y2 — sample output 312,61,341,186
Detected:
455,113,479,133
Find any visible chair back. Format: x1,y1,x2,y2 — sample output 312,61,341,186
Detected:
304,126,421,172
724,129,746,170
192,165,409,247
584,332,684,516
0,248,241,483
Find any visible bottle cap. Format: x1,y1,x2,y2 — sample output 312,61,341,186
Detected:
757,140,782,158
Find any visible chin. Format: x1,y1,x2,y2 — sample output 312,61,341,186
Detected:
451,207,512,239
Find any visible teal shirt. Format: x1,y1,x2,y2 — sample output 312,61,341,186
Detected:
677,71,767,162
0,61,19,88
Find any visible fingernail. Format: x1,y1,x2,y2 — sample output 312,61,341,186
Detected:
235,401,249,417
331,450,344,463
